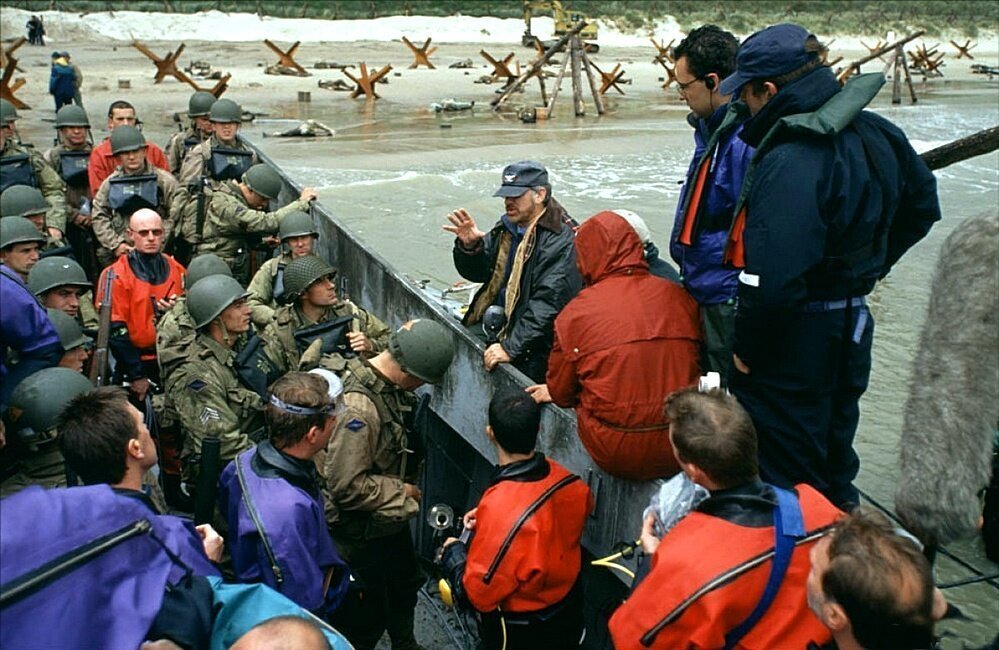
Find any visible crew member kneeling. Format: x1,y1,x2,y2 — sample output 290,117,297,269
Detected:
440,390,593,649
608,387,842,649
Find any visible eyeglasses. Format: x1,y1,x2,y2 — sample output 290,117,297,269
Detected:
675,77,705,92
129,228,163,238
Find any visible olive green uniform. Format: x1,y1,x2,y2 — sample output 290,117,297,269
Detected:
263,300,390,373
318,357,423,650
43,143,92,216
165,332,264,485
91,162,178,260
156,295,196,382
246,253,291,329
176,180,310,284
176,135,258,188
165,125,210,177
0,439,66,498
1,138,69,234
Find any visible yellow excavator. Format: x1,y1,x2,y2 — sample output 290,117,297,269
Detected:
522,0,599,51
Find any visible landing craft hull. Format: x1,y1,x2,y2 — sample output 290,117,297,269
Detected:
252,145,648,620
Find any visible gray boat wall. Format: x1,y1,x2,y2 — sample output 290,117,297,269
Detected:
255,146,654,642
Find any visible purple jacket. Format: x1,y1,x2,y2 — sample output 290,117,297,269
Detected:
0,266,63,408
0,484,218,650
218,442,349,614
670,104,753,306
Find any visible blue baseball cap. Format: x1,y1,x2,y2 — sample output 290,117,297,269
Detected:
493,161,549,198
719,24,818,97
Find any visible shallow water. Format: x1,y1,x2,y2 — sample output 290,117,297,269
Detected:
257,79,999,644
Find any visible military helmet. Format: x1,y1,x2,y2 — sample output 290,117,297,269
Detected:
242,164,282,201
8,367,93,434
188,91,216,118
209,98,242,124
1,185,50,218
185,253,232,289
28,257,91,295
187,274,249,329
0,216,45,249
0,98,19,124
109,125,146,155
278,211,318,241
54,104,91,128
283,254,336,301
47,308,91,351
389,319,455,384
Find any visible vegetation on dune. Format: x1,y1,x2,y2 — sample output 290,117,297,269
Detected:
2,0,995,37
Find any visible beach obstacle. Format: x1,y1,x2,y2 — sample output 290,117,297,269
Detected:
1,38,27,74
837,31,923,82
480,50,519,84
908,42,945,77
263,40,310,76
131,41,197,85
0,40,29,110
587,60,628,95
343,62,393,100
401,37,437,69
860,39,889,63
950,39,976,60
650,37,674,66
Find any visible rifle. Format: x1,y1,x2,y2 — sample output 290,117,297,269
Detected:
88,269,115,386
194,176,209,245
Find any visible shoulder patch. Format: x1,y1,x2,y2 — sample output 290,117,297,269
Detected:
345,418,365,432
188,379,207,392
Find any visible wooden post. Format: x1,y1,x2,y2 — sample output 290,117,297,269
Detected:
570,36,585,116
491,20,587,110
546,53,571,113
899,46,917,104
921,125,999,170
891,47,902,104
536,67,549,107
578,45,605,115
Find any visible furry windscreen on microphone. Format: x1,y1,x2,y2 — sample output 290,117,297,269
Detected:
896,211,999,547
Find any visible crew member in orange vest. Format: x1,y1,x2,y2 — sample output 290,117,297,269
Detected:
609,387,842,650
97,207,184,404
440,389,593,649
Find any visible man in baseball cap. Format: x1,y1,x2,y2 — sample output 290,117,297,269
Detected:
443,161,581,382
719,23,941,510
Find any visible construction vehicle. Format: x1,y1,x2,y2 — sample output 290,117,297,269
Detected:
522,0,599,52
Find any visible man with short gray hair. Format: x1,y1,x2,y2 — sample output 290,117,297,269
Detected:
443,161,580,381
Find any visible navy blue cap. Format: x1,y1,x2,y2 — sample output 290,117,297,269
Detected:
719,24,817,97
493,161,548,198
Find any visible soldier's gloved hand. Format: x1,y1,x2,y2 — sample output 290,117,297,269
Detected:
298,337,323,370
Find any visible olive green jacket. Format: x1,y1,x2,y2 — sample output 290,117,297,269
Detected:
91,162,178,252
2,138,69,233
247,253,291,329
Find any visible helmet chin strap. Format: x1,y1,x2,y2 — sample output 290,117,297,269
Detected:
218,317,231,345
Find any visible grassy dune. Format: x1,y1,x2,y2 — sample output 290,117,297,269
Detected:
4,0,995,37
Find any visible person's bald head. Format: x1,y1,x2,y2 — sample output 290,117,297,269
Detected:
128,208,164,255
231,616,331,650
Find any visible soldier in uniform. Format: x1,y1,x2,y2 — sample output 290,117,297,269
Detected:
177,98,258,188
155,252,232,508
247,210,318,329
0,184,69,255
0,367,92,498
174,162,316,285
165,91,215,176
92,125,178,266
0,99,69,240
320,319,455,650
264,254,390,373
164,274,269,490
47,308,92,373
0,215,45,281
44,104,98,278
87,100,170,195
29,257,98,330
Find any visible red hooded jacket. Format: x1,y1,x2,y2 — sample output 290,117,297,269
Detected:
547,211,700,480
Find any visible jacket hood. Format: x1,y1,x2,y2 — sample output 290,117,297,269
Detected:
575,210,648,285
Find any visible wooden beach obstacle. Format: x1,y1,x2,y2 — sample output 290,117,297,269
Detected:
342,62,393,100
263,40,309,76
131,41,197,85
650,37,676,89
480,50,519,85
837,31,923,81
588,60,628,95
401,37,437,69
493,21,604,119
0,38,29,109
950,39,976,60
908,42,945,77
839,33,922,104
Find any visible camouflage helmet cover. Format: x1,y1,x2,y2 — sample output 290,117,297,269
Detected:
283,254,336,301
